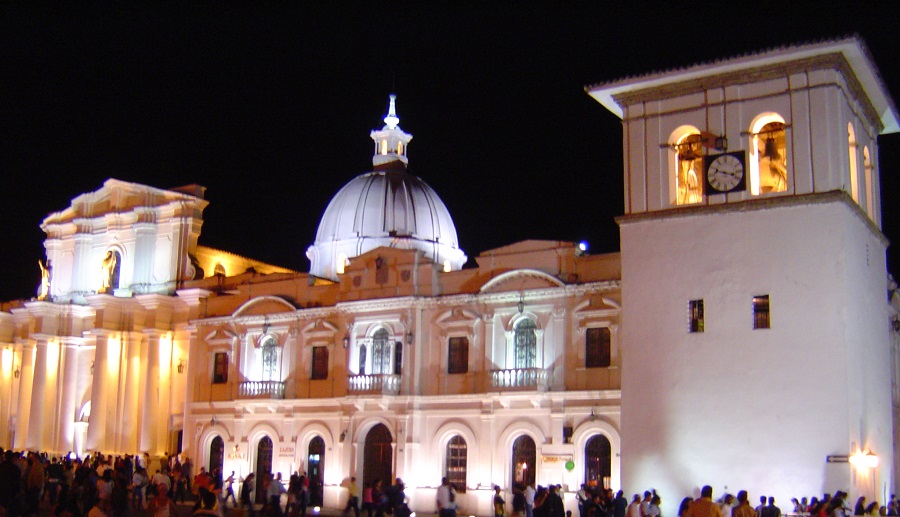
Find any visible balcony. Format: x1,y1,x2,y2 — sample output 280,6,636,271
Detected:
238,380,285,399
348,374,401,395
490,367,550,392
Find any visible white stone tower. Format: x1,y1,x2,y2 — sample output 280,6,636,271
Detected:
588,37,898,509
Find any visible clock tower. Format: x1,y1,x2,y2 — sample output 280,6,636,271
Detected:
589,37,898,509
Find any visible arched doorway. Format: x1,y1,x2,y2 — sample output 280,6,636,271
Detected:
256,436,273,503
512,435,536,486
584,435,611,489
209,436,224,474
307,437,325,506
363,424,393,489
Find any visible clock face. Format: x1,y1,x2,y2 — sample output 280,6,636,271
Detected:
705,152,746,193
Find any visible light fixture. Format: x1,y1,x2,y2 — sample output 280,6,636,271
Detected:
517,295,525,314
343,336,350,349
210,416,218,426
177,359,186,374
850,449,879,469
90,362,94,375
13,367,19,379
406,332,413,346
340,429,347,442
590,408,596,422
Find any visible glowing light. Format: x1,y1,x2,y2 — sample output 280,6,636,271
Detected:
46,340,60,381
443,260,451,272
849,449,879,469
384,95,399,129
107,334,121,375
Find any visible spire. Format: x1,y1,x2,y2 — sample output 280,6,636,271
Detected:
384,94,400,129
370,94,413,169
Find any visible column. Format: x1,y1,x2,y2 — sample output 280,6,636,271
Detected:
14,342,35,450
85,333,108,451
57,341,81,454
25,339,50,450
118,332,142,453
139,331,161,453
38,339,62,450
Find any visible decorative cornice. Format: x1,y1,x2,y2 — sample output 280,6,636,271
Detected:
616,190,888,247
612,53,882,133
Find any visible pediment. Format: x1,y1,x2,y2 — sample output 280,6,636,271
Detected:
479,269,566,293
232,296,297,317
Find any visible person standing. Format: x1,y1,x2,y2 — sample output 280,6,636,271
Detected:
437,477,458,517
513,484,527,517
686,486,723,517
734,492,757,517
494,486,507,517
524,483,536,517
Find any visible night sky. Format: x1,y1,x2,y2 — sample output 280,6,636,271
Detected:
2,3,899,301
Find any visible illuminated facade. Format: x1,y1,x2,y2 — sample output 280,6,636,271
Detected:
0,36,897,517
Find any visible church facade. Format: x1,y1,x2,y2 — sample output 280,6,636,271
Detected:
0,37,897,516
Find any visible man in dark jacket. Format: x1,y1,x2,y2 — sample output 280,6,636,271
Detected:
0,450,22,517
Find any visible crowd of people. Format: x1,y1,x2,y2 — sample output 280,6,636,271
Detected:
567,484,900,517
0,448,320,517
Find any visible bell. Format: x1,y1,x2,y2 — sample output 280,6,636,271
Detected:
763,136,780,161
679,147,697,162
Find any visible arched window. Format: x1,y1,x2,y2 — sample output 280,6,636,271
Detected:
514,319,537,369
381,139,388,155
446,435,467,493
584,435,612,489
261,335,279,381
209,436,224,473
674,131,704,205
864,146,874,217
750,115,788,195
372,328,392,374
848,123,860,203
512,435,536,486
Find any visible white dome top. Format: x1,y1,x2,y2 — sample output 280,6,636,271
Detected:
306,97,467,280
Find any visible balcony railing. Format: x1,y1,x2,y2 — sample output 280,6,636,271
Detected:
238,380,285,399
348,374,401,395
490,367,550,392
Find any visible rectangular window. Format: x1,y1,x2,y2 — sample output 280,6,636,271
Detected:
585,327,611,368
212,352,228,384
311,346,329,380
753,295,770,329
448,337,469,374
689,299,704,333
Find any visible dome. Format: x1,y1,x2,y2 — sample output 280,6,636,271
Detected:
306,96,466,280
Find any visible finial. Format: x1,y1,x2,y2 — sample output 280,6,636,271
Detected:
384,94,399,129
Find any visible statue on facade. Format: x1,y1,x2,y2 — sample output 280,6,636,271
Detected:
100,250,117,292
37,259,51,300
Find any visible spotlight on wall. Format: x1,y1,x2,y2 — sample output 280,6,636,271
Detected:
177,359,186,374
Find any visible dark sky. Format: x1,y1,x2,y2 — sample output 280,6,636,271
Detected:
2,3,899,301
